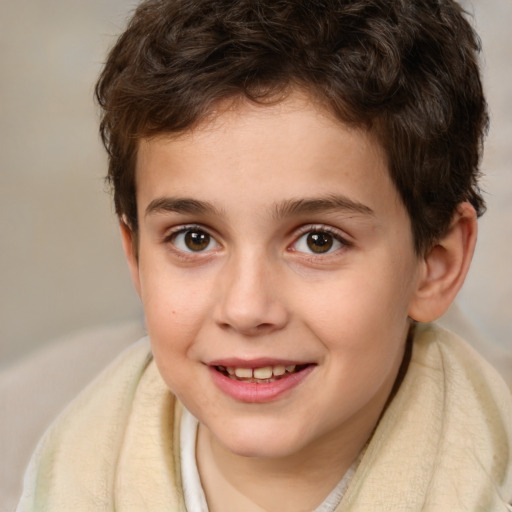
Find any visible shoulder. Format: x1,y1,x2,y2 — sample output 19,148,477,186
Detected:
340,323,512,511
49,337,155,430
16,338,158,511
408,323,512,455
412,322,511,403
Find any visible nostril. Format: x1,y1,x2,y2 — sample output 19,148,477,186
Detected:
217,320,279,336
256,322,273,330
214,277,290,334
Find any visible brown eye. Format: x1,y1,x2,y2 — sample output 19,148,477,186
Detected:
293,229,344,255
184,230,210,251
172,228,218,252
306,232,334,253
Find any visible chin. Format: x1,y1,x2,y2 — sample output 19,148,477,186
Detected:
211,420,309,459
225,440,300,459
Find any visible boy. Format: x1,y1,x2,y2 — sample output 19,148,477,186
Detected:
17,0,512,510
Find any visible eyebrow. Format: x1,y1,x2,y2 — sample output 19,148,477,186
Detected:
144,194,374,220
272,195,374,219
144,197,223,218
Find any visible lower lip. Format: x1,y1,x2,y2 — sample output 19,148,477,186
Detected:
209,365,315,403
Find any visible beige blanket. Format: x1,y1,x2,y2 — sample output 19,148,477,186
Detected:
16,324,512,511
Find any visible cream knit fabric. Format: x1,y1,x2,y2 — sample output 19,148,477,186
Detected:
16,324,512,511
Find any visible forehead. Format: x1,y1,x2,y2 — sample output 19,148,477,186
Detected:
135,91,401,225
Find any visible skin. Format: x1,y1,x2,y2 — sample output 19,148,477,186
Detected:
121,92,477,512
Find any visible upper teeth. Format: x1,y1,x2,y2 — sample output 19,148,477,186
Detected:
225,364,297,379
235,367,254,378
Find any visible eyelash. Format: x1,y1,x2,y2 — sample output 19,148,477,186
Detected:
290,225,351,256
163,225,220,256
163,224,351,257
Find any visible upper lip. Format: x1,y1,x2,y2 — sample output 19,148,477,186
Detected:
206,357,313,368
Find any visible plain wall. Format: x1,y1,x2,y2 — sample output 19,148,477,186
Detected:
0,0,510,368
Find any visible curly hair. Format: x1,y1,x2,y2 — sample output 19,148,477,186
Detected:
95,0,488,254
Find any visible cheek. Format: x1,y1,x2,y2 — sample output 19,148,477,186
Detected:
296,263,414,359
142,275,210,399
140,259,212,322
139,267,215,369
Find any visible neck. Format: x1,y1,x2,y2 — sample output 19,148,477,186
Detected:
196,417,370,512
195,340,410,512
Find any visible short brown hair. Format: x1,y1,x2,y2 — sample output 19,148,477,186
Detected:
95,0,487,254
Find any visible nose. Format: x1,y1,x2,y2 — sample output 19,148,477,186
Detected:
214,252,290,336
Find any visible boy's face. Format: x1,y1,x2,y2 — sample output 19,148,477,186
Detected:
128,92,424,460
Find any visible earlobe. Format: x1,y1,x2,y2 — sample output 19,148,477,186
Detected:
408,202,478,323
120,219,142,297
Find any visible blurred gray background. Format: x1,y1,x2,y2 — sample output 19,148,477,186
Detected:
0,0,511,509
0,0,511,368
0,0,143,368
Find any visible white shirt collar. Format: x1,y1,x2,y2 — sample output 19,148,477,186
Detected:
180,407,359,512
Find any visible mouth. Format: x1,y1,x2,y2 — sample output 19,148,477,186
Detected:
214,363,311,383
208,360,316,402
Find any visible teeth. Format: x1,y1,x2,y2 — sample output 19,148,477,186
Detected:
253,366,273,379
224,364,300,381
234,368,253,378
273,365,286,376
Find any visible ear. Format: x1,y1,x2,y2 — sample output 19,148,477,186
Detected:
408,202,477,322
120,219,142,298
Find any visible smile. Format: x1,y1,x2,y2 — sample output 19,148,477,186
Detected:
209,362,315,403
214,364,308,383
